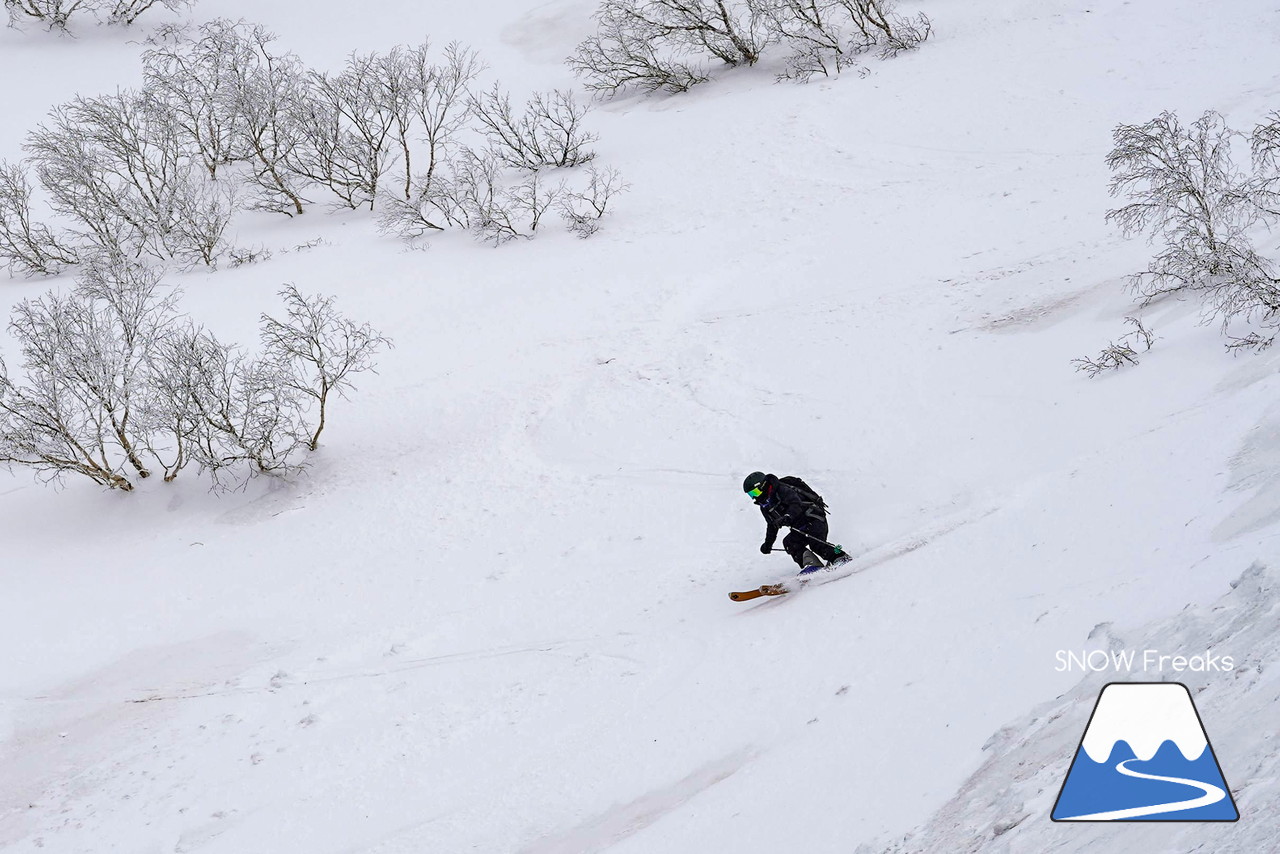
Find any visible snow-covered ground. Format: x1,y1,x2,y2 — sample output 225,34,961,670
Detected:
2,0,1279,852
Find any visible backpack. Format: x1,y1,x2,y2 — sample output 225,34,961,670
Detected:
779,475,828,512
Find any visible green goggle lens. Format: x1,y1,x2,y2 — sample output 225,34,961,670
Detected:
748,486,763,498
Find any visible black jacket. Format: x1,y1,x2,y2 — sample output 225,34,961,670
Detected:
755,474,826,546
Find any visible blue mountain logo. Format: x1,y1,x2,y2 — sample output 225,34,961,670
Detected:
1052,682,1238,821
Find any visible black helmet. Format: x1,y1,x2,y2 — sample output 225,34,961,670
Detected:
743,471,767,495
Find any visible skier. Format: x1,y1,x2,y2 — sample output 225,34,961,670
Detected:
743,471,852,574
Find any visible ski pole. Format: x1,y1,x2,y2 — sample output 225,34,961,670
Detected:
787,527,847,555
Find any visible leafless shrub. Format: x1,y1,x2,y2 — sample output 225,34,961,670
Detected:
375,187,448,239
259,284,393,451
0,160,79,276
1072,316,1156,378
1251,110,1280,218
765,0,929,81
470,85,597,171
9,21,618,256
431,148,524,244
558,165,627,238
570,7,710,96
142,20,251,180
767,1,859,82
374,41,482,202
1226,331,1275,354
25,90,236,266
0,256,173,490
228,245,273,267
0,263,390,492
5,0,189,29
5,0,98,30
620,0,769,66
873,4,931,57
829,0,929,57
106,0,190,26
507,169,564,233
286,237,328,253
570,0,765,97
297,53,398,210
1106,111,1280,325
572,0,926,92
216,21,311,215
147,326,307,488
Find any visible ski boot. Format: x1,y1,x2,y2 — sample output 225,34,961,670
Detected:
829,545,853,567
798,549,824,576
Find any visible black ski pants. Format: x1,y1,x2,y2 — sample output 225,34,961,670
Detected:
782,517,841,567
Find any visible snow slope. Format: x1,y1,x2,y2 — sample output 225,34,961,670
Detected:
3,0,1280,852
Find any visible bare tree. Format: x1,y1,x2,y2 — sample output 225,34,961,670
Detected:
570,0,767,96
0,352,138,490
0,256,175,491
295,52,398,210
558,164,627,237
375,185,449,239
508,169,564,233
829,0,930,56
573,0,927,91
289,89,373,210
1106,110,1280,323
6,0,189,29
570,7,709,96
367,41,481,203
0,160,79,276
205,21,311,216
470,86,598,171
430,147,524,243
25,90,236,266
762,0,861,81
365,39,483,211
622,0,769,66
1251,110,1280,218
259,284,392,451
374,42,488,236
376,44,424,202
169,176,239,267
4,0,98,30
142,21,251,180
407,42,483,195
146,324,307,487
106,0,189,26
761,0,929,80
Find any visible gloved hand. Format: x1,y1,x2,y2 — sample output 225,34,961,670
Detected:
760,542,773,554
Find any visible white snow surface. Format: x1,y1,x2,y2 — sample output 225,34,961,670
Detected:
1079,683,1207,763
1,1,1279,852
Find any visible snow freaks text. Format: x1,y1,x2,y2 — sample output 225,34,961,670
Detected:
1055,650,1235,673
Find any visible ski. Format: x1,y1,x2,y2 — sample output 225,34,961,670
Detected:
729,583,790,601
728,557,854,602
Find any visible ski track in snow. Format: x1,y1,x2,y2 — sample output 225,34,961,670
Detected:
517,748,760,854
738,502,1001,610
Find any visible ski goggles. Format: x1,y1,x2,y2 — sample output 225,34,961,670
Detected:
747,485,764,498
